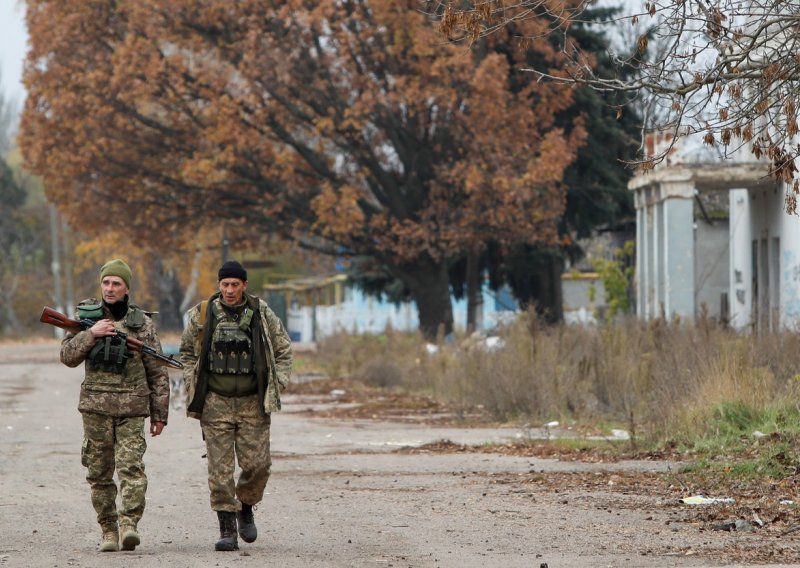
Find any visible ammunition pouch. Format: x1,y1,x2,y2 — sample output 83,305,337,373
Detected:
87,336,130,374
209,305,254,375
77,300,104,322
123,305,145,330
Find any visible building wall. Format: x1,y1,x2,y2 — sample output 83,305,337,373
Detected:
563,276,605,323
730,184,800,331
772,189,800,329
285,286,517,342
761,186,800,329
285,274,608,342
287,291,419,341
663,196,695,318
694,218,730,320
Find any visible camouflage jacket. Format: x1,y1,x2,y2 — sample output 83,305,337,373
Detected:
60,299,170,422
180,292,292,419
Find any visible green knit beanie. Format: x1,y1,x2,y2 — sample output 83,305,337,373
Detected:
100,259,132,289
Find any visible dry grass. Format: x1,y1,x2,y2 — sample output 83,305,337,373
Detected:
310,311,800,447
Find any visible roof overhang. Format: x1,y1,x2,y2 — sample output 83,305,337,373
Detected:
628,162,779,193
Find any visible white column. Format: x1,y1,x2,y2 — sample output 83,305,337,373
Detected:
646,190,658,319
636,200,644,316
729,189,751,330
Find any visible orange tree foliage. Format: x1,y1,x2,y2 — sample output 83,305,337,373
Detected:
20,0,584,338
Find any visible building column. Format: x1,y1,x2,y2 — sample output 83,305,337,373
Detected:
728,188,751,330
655,196,664,316
637,187,658,319
635,194,645,317
660,180,696,319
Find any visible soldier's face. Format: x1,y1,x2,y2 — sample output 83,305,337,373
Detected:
219,278,247,305
101,276,128,304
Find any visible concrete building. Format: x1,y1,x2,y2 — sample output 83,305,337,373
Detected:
629,138,800,331
264,274,519,342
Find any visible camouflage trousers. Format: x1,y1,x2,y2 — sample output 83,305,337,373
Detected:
200,391,272,512
81,413,147,530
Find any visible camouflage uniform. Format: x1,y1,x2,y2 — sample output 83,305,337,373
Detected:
61,299,169,533
180,293,292,512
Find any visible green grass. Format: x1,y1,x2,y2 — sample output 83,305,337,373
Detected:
673,402,800,478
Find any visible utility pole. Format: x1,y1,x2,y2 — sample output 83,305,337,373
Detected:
49,203,64,338
61,215,75,317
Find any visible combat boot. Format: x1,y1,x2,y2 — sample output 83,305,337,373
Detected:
215,511,239,551
119,523,140,551
99,527,119,552
236,502,257,543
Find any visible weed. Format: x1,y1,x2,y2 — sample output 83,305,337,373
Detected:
309,309,800,471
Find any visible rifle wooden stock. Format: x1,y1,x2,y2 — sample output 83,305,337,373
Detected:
39,306,184,369
40,306,84,331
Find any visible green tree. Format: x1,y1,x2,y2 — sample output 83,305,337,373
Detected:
592,240,636,320
0,156,50,334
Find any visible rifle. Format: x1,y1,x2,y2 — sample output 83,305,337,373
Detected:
40,306,184,369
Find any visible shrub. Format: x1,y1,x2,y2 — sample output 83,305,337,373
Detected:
313,310,800,445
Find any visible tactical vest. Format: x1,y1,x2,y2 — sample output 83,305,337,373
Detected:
208,299,254,375
77,299,148,393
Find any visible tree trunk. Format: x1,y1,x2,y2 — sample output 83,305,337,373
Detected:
465,246,482,333
392,258,453,341
504,248,564,324
150,258,184,331
533,255,564,324
0,273,20,334
179,247,204,314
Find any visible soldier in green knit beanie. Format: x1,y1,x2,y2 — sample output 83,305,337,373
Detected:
59,258,169,552
100,258,133,289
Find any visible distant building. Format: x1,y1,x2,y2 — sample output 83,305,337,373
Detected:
629,133,798,330
562,271,603,325
263,274,518,342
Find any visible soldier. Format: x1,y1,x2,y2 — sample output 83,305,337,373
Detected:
180,260,292,551
60,259,170,552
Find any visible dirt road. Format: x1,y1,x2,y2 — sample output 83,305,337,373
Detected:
0,342,796,567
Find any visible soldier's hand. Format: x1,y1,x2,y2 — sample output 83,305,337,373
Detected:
150,421,165,436
89,319,117,339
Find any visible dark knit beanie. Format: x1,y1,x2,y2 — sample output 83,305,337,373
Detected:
218,260,248,282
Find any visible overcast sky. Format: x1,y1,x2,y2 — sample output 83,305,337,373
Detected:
1,0,27,105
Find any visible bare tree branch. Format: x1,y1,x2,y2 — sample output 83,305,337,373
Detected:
431,0,800,199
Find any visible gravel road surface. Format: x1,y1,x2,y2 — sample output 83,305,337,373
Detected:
0,342,792,568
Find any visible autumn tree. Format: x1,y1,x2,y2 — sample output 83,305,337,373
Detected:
436,0,800,205
441,5,640,324
20,0,584,338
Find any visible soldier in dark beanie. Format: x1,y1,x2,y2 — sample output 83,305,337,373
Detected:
179,260,292,551
218,260,248,281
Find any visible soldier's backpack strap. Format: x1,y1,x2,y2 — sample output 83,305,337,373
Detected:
199,300,209,326
239,307,254,331
198,300,209,343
